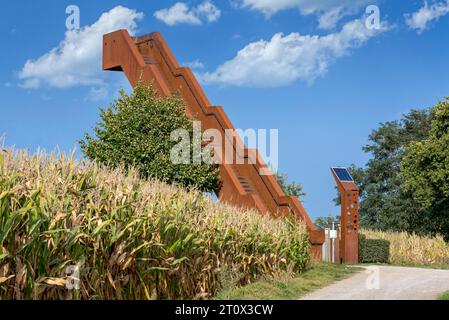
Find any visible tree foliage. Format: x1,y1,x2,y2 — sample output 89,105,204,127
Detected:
345,100,449,240
401,99,449,239
80,84,220,193
344,109,434,232
314,215,341,231
275,172,305,198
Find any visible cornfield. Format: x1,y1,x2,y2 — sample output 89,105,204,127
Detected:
0,148,310,300
360,229,449,266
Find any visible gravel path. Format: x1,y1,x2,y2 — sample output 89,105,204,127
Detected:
301,265,449,300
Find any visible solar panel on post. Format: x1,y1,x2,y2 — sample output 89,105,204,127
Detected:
332,167,353,182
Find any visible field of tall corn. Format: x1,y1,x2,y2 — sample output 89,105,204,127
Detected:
0,149,310,300
360,229,449,266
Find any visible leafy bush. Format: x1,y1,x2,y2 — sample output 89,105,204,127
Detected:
358,234,390,263
0,149,310,300
360,229,449,266
80,83,220,193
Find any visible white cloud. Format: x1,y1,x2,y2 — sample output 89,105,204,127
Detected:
154,1,221,26
200,18,388,87
405,0,449,34
237,0,373,29
197,1,221,22
184,59,205,69
86,86,109,102
18,6,143,89
155,3,200,25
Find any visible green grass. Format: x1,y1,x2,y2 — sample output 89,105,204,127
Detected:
438,291,449,300
214,263,362,300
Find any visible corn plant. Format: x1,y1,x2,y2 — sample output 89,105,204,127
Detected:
0,148,310,300
360,229,449,266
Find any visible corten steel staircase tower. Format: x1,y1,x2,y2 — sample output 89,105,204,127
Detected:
102,30,325,258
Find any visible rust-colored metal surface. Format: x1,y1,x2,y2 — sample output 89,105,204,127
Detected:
103,29,325,254
331,168,359,264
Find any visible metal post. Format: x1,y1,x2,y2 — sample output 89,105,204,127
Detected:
331,221,335,263
331,167,359,264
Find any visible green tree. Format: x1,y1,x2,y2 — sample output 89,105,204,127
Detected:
342,109,433,231
314,215,340,231
275,172,305,198
80,84,220,193
401,99,449,240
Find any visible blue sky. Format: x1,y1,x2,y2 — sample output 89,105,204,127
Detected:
1,0,449,219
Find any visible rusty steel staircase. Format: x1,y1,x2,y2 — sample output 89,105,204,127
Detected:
102,30,325,257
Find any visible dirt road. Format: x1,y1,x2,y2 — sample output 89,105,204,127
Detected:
301,265,449,300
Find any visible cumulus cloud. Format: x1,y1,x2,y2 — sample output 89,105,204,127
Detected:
405,0,449,34
154,1,221,26
18,6,143,89
237,0,373,29
200,18,388,87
